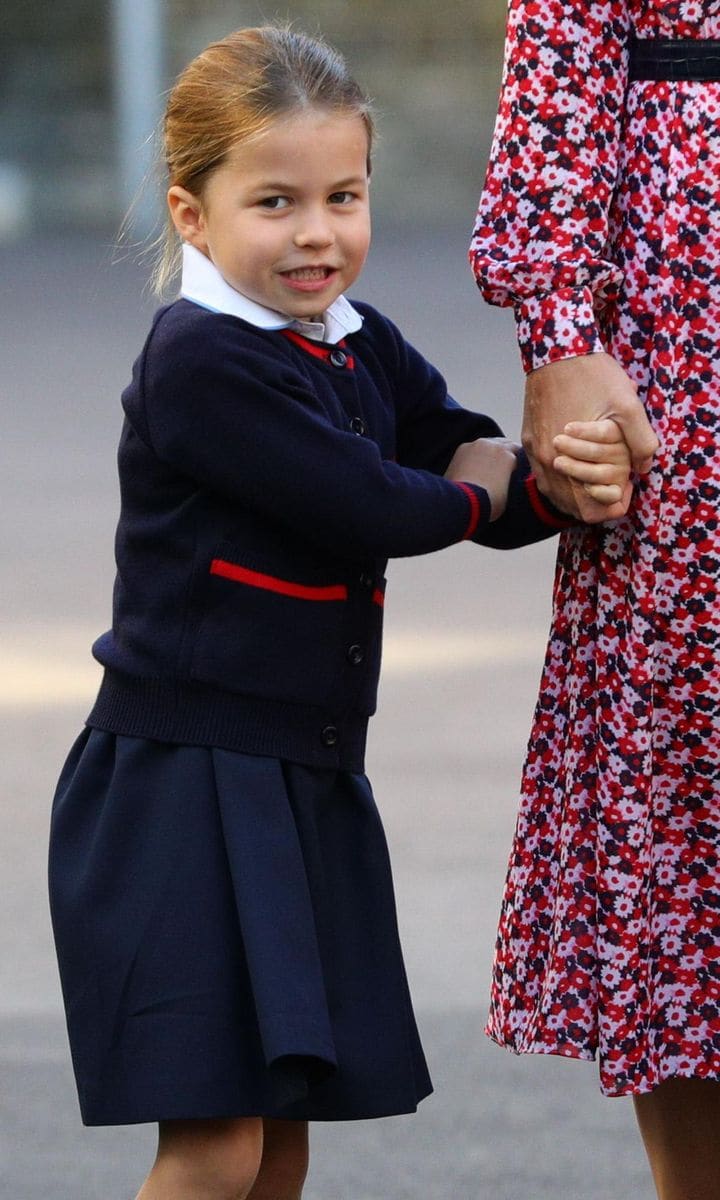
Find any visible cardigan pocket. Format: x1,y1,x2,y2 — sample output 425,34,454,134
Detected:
190,552,353,707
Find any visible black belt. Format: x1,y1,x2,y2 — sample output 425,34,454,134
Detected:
629,38,720,82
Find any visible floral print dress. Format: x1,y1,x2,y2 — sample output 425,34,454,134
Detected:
471,1,720,1096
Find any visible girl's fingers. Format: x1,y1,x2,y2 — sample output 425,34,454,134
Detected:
553,454,630,486
570,476,633,513
562,418,625,443
553,433,628,463
582,481,623,504
485,437,522,455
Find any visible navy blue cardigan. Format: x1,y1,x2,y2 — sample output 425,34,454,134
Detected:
88,299,568,770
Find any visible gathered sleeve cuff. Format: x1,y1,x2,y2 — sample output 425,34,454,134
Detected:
513,285,607,374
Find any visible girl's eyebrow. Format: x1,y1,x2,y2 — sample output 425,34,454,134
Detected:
329,175,367,188
252,174,367,193
252,181,293,192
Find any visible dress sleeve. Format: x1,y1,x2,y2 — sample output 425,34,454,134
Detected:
469,0,631,374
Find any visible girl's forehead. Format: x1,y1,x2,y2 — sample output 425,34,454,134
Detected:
225,108,370,170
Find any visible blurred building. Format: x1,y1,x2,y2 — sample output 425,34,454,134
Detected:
1,0,507,238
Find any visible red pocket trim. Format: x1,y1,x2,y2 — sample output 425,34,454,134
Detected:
210,559,349,601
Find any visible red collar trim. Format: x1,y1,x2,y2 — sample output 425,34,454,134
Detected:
281,328,355,369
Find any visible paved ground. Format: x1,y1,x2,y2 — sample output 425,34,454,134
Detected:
1,232,655,1198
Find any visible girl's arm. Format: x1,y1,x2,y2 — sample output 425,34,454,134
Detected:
445,439,576,549
444,417,632,550
354,304,577,547
136,315,494,562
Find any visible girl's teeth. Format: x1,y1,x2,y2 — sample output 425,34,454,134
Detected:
288,268,328,280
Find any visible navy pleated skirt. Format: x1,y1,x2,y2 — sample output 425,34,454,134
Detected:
48,729,432,1125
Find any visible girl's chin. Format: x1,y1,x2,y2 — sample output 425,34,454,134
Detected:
277,289,345,320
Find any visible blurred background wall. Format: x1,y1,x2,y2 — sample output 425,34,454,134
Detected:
0,0,508,240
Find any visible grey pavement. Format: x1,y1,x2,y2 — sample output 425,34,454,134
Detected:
1,232,654,1198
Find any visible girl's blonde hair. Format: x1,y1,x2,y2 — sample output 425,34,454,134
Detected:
154,24,374,294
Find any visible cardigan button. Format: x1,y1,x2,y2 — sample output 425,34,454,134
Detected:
347,644,364,666
329,349,348,368
321,724,339,747
350,416,366,435
358,572,374,590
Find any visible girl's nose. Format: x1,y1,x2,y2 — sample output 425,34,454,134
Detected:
293,209,335,248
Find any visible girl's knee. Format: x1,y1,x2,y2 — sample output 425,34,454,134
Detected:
154,1116,264,1200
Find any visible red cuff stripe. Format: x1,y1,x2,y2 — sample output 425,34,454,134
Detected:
372,588,385,608
211,559,348,601
525,476,574,528
454,481,482,539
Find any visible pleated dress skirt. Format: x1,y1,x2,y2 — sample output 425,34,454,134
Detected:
48,729,432,1125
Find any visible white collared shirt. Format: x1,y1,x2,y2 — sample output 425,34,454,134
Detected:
179,243,363,345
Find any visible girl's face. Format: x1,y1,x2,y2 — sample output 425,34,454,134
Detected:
168,109,371,320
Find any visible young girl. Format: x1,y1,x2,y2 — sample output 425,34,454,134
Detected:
48,25,632,1200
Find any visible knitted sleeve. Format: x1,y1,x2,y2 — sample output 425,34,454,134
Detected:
134,311,491,561
353,303,504,474
469,0,631,374
355,304,573,548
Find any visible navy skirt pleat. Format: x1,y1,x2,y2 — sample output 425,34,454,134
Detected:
48,729,432,1125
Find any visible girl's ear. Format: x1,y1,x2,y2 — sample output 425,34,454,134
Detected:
167,186,208,252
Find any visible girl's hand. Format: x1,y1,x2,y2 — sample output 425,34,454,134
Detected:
445,437,519,521
522,352,658,523
552,418,632,515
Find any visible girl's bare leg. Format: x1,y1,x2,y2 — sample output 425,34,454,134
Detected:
247,1119,309,1200
633,1078,720,1200
135,1117,263,1200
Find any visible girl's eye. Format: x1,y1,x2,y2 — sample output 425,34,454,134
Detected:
259,196,291,210
328,191,355,205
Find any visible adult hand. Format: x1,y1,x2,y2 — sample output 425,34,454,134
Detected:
522,352,658,522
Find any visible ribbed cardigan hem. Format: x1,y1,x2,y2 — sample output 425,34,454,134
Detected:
86,671,369,772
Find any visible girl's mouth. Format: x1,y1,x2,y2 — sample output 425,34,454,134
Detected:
280,266,338,292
